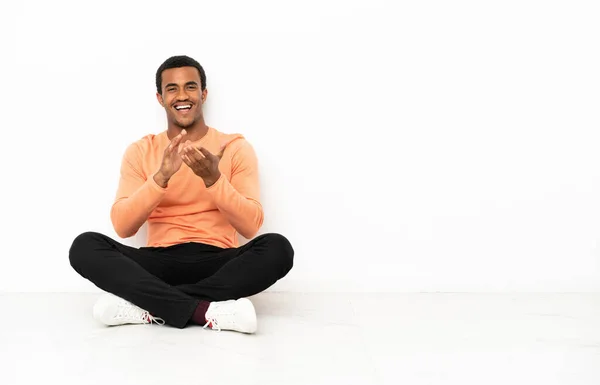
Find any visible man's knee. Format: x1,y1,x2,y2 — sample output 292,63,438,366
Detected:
69,231,102,271
262,233,294,276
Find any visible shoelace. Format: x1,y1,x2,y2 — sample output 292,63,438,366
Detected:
143,311,165,325
203,318,221,332
115,301,165,325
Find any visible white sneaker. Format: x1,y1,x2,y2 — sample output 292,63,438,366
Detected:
203,298,257,334
93,293,164,326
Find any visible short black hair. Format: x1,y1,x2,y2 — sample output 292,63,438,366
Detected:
156,55,206,94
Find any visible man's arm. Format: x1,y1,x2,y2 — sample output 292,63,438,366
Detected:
181,138,264,239
111,131,187,238
207,142,264,239
110,143,167,238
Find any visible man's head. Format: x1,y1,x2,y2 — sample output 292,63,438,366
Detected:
156,55,207,129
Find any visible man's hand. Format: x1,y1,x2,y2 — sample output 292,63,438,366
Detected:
181,144,225,187
153,129,187,188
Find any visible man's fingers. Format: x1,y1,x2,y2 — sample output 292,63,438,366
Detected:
168,129,187,152
198,147,216,160
182,150,210,173
183,148,212,174
191,146,206,160
184,146,205,162
178,140,192,154
172,130,186,146
180,143,223,166
191,148,212,168
181,153,193,166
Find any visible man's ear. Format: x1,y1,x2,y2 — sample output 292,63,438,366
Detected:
201,89,208,104
156,92,165,107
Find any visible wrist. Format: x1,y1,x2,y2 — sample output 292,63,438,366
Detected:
153,171,170,188
204,172,221,188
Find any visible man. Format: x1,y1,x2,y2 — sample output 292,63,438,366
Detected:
69,55,294,334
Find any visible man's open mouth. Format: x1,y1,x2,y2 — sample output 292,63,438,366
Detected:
174,104,192,111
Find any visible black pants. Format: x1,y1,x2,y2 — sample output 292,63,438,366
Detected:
69,232,294,328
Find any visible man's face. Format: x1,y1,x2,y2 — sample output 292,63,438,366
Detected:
157,66,207,129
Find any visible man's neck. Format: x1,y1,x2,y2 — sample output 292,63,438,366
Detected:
167,121,209,142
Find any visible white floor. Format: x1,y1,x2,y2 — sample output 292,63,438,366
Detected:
0,293,599,385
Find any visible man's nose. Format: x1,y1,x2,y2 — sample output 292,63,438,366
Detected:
175,88,189,100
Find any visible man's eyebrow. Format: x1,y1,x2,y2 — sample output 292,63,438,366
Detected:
165,81,199,88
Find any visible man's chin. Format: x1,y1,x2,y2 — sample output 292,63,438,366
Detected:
174,119,195,129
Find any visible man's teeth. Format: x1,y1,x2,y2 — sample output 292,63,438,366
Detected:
175,105,191,110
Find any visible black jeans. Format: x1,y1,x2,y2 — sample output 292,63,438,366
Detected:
69,232,294,328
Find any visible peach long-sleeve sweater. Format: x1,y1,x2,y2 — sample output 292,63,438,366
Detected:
110,126,263,248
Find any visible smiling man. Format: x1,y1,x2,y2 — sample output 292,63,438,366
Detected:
68,55,294,333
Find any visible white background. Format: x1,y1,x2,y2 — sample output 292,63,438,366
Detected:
0,0,599,293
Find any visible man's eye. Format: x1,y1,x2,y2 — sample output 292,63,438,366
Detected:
187,85,197,89
167,88,176,92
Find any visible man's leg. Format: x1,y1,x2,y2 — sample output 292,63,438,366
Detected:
175,233,294,301
68,231,199,329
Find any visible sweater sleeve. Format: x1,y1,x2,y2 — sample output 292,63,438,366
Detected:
110,143,167,238
205,140,264,239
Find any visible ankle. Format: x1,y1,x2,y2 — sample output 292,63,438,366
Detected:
191,300,211,325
